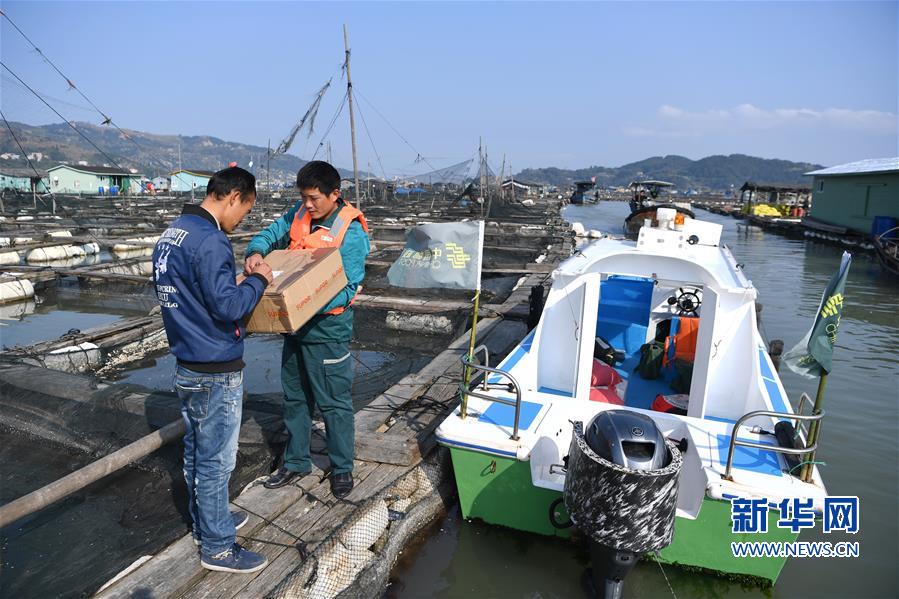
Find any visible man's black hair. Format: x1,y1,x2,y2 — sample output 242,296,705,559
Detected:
296,161,341,196
206,166,256,201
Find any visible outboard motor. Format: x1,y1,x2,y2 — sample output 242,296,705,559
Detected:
564,410,682,599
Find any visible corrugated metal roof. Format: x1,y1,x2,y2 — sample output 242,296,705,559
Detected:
805,157,899,177
171,169,216,177
48,164,141,175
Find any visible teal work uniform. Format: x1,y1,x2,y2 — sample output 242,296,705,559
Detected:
246,199,369,474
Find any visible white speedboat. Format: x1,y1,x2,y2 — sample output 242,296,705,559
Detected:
437,214,827,585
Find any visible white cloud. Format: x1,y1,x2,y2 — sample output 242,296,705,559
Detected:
652,103,896,132
622,126,697,139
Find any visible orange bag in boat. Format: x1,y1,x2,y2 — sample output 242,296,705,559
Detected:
664,316,700,366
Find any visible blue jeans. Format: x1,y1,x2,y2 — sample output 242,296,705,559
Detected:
175,366,243,557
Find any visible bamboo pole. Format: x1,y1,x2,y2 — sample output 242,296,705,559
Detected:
343,24,362,210
0,419,185,528
460,290,481,420
800,373,827,482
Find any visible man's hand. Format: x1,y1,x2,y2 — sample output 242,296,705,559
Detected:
244,253,265,275
251,261,273,285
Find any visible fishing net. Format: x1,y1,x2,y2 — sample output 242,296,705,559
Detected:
266,450,451,599
397,159,474,187
0,304,457,598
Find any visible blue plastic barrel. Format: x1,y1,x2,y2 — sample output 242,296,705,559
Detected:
871,216,898,240
98,186,104,195
110,185,119,196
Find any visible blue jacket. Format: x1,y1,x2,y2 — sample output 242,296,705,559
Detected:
245,198,369,343
153,204,268,372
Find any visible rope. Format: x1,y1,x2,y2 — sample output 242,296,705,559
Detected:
789,459,825,474
354,87,440,175
353,100,388,182
310,91,348,162
653,551,679,599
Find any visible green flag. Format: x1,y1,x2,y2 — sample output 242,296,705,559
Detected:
387,221,485,290
783,251,851,378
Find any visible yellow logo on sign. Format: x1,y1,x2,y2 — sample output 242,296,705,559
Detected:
445,243,471,269
820,293,844,318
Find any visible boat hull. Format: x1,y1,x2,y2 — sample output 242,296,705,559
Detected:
449,446,795,585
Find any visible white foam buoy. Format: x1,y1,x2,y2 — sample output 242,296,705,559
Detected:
0,238,10,248
26,245,87,262
80,242,101,255
386,311,455,335
13,237,33,245
113,235,159,253
571,222,586,236
0,278,34,304
41,342,103,373
15,215,34,222
0,251,20,266
587,229,604,238
111,247,153,259
46,230,73,238
339,500,389,551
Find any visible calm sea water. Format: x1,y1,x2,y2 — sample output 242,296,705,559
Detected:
390,201,899,599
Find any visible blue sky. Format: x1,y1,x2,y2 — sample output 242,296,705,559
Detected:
1,1,896,175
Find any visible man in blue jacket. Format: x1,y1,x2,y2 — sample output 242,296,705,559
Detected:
153,166,273,573
244,161,369,499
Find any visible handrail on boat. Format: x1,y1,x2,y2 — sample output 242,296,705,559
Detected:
460,347,524,441
723,398,825,482
470,344,490,391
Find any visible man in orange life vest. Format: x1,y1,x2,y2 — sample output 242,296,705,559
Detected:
244,161,370,498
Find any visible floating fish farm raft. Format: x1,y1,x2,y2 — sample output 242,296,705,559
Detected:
0,191,572,598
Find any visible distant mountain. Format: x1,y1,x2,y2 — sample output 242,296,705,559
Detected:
516,154,824,190
1,122,823,191
0,121,357,184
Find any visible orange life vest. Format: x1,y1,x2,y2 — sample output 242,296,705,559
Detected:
663,315,700,366
287,202,369,315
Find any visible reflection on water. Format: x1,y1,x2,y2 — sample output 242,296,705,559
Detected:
0,308,125,349
113,334,421,410
392,202,899,599
0,300,35,322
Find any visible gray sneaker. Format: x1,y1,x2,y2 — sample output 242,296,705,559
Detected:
200,543,268,573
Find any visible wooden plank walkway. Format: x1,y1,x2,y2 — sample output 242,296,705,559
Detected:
93,265,554,598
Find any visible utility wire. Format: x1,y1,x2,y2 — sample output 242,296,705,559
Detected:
1,73,95,114
1,11,192,188
354,100,388,181
1,9,112,123
353,87,440,175
1,62,129,172
310,91,348,162
0,109,46,183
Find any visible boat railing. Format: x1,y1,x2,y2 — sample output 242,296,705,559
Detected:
723,395,825,481
460,345,524,441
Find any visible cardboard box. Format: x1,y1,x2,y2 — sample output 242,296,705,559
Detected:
239,248,348,333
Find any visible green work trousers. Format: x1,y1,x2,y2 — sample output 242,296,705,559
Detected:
280,336,354,474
